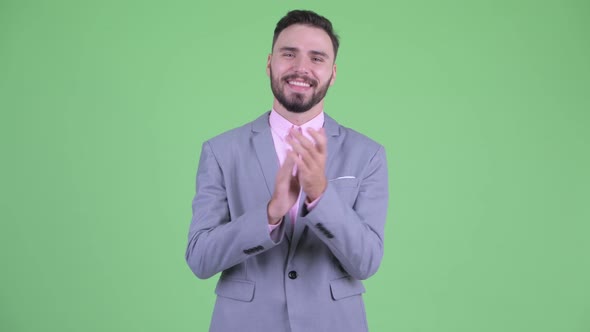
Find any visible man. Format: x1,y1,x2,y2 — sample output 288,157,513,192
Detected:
186,10,389,332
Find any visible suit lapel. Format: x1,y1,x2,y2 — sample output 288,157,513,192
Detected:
323,114,341,178
252,112,294,244
252,112,279,197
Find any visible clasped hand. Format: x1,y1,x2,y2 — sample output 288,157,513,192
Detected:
267,127,327,224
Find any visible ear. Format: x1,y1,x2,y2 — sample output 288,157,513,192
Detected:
329,63,337,86
266,54,272,77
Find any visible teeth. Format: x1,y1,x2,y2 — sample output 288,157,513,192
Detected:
289,81,310,87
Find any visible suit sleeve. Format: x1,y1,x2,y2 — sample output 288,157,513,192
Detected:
185,142,286,279
300,146,389,280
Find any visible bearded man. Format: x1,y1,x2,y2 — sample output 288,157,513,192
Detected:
186,9,389,332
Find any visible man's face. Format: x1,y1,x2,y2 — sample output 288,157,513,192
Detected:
267,24,337,114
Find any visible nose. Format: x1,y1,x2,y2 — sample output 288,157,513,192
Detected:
292,56,310,75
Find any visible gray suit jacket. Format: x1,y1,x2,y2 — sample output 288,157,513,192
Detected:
186,112,389,332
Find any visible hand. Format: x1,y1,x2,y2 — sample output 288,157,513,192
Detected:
287,127,328,202
267,151,300,224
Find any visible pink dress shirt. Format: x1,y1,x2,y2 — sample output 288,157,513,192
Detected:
268,109,325,234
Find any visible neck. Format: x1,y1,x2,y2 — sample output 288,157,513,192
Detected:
272,101,324,126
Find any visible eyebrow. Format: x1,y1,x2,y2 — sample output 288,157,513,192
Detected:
310,50,330,59
278,47,331,60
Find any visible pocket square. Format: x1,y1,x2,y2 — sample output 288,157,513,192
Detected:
329,176,356,181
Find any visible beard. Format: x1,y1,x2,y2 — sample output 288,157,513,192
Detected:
270,69,332,114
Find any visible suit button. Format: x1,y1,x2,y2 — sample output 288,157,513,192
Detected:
288,271,298,279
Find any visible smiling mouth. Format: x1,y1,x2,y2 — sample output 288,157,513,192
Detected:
284,74,316,88
288,80,312,88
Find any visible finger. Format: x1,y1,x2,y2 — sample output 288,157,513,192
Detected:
278,151,297,178
286,135,304,154
289,128,315,152
287,131,320,165
287,138,316,171
286,151,302,187
284,150,298,169
307,127,327,155
291,154,310,179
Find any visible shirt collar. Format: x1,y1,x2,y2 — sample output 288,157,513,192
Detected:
269,109,325,139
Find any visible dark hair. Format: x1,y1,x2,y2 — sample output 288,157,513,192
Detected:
272,10,340,60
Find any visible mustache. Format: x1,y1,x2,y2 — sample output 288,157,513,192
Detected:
283,74,318,87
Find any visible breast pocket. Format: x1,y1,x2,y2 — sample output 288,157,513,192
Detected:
329,177,359,206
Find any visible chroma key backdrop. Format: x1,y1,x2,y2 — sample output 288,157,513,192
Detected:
1,0,589,331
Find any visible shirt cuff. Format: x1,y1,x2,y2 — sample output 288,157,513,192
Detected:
268,218,283,243
268,218,283,233
305,194,323,210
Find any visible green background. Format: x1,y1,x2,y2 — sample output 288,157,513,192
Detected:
1,0,589,331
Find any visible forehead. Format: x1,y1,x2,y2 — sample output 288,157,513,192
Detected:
274,24,334,58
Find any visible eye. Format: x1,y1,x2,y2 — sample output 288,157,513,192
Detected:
283,53,294,58
312,57,324,63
